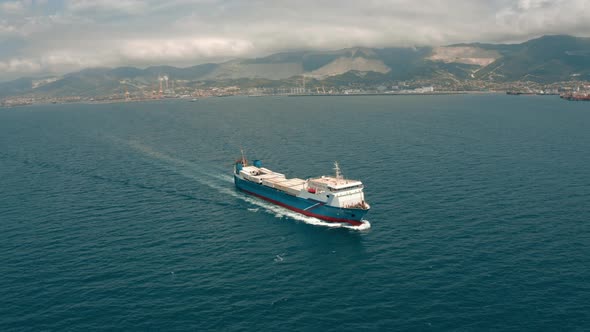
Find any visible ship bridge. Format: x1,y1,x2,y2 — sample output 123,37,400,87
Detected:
308,176,363,192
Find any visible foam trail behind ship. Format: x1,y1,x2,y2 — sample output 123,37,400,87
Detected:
112,138,371,230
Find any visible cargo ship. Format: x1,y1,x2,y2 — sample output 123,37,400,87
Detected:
234,154,370,226
560,92,590,101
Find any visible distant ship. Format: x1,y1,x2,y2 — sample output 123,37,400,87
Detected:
560,92,590,101
234,154,370,226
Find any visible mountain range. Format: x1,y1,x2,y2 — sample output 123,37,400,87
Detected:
1,35,589,98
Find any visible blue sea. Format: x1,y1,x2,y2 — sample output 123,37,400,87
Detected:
1,95,589,331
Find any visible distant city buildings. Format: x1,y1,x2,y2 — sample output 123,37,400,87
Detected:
2,77,589,107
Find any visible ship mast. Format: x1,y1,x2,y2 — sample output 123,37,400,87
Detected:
240,148,247,166
334,161,343,179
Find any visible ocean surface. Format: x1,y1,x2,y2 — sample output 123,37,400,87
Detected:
1,95,589,331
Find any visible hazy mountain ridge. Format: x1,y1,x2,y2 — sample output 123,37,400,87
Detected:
472,35,590,82
2,35,589,98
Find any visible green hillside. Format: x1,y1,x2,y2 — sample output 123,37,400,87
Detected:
473,35,590,82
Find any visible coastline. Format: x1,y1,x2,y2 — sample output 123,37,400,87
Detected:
0,91,567,108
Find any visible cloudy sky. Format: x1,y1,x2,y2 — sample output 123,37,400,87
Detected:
0,0,589,80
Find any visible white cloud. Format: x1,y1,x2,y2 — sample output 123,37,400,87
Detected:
65,0,147,14
0,21,18,35
0,57,41,72
120,38,255,61
495,0,589,38
0,1,27,14
1,0,590,80
41,51,105,68
517,0,553,10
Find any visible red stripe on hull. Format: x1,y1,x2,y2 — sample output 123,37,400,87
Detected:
239,188,363,226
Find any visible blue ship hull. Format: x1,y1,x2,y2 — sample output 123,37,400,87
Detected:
234,175,368,225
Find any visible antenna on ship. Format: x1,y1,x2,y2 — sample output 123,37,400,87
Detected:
334,161,343,179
